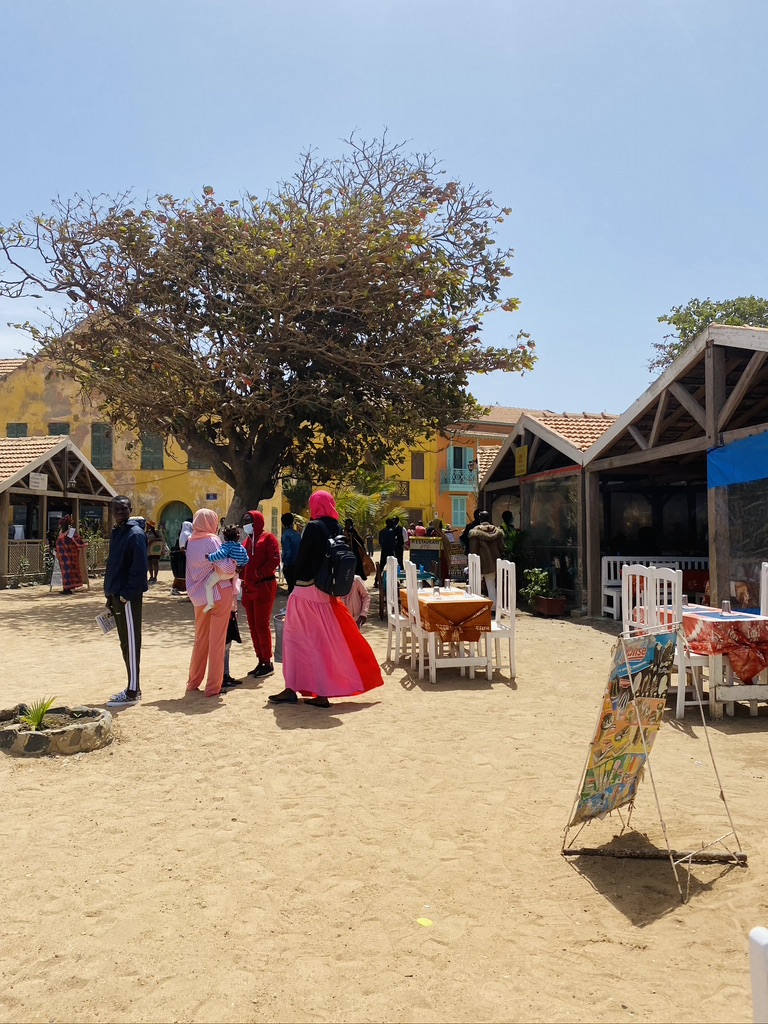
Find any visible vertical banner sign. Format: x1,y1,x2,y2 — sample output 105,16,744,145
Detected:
514,445,528,477
570,629,677,825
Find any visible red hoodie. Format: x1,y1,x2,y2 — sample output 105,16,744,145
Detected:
241,509,280,596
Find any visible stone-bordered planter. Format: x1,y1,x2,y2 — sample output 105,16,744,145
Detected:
0,705,113,756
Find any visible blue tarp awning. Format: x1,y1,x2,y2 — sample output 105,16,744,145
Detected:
708,431,768,488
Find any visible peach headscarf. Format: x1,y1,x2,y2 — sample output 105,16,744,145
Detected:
309,490,338,520
191,508,220,540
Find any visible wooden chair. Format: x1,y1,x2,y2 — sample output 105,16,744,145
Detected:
385,556,410,664
486,557,516,677
653,566,709,719
621,564,657,633
404,561,429,680
468,552,481,596
601,556,623,620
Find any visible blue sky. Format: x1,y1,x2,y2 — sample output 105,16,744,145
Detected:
1,0,766,416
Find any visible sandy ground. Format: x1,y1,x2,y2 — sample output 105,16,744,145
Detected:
0,572,766,1024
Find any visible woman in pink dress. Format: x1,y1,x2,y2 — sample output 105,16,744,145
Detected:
184,508,237,698
268,490,383,708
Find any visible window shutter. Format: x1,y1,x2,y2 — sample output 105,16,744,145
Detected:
91,424,113,469
141,432,164,470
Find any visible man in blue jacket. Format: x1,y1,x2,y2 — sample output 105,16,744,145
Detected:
104,494,148,708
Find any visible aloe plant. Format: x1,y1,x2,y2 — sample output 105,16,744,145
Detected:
19,697,57,731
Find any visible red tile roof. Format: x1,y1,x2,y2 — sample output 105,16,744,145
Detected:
528,411,617,452
0,436,65,486
474,406,543,425
0,358,27,381
476,445,502,479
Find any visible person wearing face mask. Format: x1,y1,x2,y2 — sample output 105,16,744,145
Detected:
241,509,281,679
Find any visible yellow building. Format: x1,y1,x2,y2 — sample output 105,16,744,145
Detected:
385,408,529,529
0,357,282,546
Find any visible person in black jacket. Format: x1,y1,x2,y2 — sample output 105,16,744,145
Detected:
104,495,148,708
268,490,383,708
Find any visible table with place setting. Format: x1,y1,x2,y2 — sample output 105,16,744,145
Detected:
400,582,493,681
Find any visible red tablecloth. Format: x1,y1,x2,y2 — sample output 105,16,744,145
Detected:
683,605,768,683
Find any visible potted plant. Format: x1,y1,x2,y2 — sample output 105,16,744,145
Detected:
520,568,567,617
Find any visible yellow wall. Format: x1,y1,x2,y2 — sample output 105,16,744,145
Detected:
384,437,440,525
0,359,282,539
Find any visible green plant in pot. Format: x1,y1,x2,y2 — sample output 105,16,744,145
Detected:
520,568,566,616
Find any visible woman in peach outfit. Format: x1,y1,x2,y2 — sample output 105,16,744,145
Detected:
184,508,236,697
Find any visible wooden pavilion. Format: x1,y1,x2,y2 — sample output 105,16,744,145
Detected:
0,436,116,586
584,324,768,613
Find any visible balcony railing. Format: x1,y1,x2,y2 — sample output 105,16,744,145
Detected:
440,468,477,492
441,468,477,486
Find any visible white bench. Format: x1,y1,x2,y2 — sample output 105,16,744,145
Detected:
601,556,709,620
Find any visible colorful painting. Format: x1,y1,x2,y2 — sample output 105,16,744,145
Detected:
570,629,677,825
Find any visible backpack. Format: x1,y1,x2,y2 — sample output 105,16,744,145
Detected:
313,521,357,597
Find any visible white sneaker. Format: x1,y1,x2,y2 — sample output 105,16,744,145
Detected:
107,690,141,708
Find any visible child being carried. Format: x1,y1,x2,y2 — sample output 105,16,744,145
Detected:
204,525,249,612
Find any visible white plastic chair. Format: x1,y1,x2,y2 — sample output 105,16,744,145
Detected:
621,564,657,633
385,556,410,664
486,558,516,677
405,561,491,684
652,566,709,719
468,552,481,596
405,560,430,680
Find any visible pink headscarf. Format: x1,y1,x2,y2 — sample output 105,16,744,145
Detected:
191,508,220,540
309,490,338,521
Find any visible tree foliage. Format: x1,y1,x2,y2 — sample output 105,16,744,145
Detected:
0,135,535,520
651,295,768,373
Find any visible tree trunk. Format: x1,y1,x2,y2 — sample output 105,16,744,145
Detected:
225,471,279,526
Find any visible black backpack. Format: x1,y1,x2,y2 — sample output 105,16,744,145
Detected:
313,521,357,598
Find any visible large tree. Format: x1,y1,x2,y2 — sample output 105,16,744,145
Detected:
650,295,768,373
0,136,535,520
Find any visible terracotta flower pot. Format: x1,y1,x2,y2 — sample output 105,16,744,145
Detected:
534,595,567,617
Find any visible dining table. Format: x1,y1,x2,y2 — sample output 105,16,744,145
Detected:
681,604,768,718
400,585,493,680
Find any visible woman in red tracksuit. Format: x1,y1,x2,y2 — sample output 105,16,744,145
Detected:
241,509,281,679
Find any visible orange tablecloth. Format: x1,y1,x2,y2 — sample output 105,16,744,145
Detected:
682,605,768,683
400,588,492,642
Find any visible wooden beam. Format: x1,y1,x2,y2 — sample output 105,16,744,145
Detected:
708,485,730,607
705,342,726,446
0,492,9,582
648,389,669,448
484,477,519,492
528,435,541,468
627,425,648,450
669,382,706,430
717,351,767,432
44,459,64,490
725,392,768,434
721,421,768,445
585,471,601,616
588,435,708,472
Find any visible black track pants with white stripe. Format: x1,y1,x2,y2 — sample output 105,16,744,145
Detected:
108,595,143,694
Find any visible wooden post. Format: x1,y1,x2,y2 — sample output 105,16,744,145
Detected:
705,342,729,605
0,492,9,588
585,470,601,616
